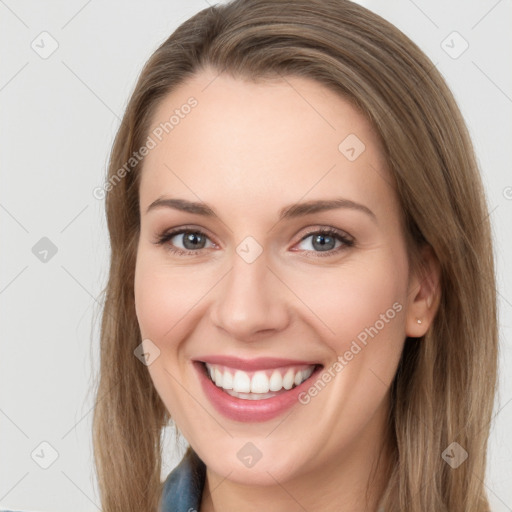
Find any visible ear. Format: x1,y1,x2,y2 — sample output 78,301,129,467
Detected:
405,244,441,338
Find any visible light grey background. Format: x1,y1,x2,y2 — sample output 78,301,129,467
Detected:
1,1,510,511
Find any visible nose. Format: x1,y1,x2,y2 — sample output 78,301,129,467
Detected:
209,250,291,341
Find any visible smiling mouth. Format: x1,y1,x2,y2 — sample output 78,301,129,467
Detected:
199,361,322,400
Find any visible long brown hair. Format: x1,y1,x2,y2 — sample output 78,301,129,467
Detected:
92,1,498,510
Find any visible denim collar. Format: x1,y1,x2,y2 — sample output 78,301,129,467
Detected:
161,447,206,512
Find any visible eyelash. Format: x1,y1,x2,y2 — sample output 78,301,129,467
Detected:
153,226,354,258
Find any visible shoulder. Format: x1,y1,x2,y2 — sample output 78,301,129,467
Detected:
160,447,206,512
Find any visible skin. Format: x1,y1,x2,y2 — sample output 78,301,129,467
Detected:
134,68,439,512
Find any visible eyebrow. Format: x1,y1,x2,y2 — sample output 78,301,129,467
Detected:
146,196,376,222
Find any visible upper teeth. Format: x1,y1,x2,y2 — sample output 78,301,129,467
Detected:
205,363,315,394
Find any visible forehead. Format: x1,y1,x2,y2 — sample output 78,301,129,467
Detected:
139,69,393,216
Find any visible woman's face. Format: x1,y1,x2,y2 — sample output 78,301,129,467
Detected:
134,69,426,486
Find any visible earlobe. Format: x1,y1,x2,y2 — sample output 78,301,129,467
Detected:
405,245,441,338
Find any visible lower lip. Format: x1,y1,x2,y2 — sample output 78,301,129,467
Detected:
193,361,322,422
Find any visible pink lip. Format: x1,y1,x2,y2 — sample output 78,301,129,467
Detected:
193,360,323,422
195,355,320,371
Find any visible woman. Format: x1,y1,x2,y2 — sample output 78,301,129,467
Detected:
92,0,498,510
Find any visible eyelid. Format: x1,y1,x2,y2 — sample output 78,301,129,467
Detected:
298,226,354,243
153,224,214,240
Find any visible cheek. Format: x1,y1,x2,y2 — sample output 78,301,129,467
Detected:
291,252,407,354
134,255,204,427
134,255,206,343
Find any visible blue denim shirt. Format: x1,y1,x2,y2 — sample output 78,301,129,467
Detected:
161,447,206,512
